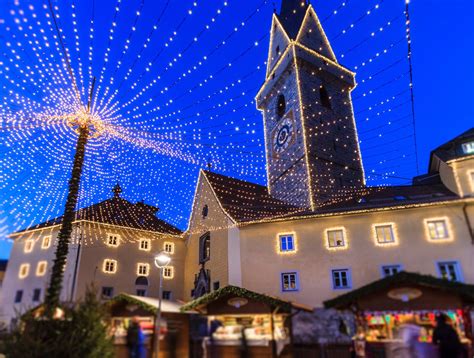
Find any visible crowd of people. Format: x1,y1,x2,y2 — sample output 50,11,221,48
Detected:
387,313,467,358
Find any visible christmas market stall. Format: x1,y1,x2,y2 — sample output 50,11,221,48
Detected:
108,293,192,358
180,285,312,358
324,271,474,357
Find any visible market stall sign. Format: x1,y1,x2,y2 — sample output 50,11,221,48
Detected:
227,297,249,308
387,287,422,302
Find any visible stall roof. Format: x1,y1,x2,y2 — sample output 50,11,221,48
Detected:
324,271,474,309
180,285,312,313
110,293,188,314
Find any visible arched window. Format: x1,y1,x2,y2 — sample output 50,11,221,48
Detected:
320,86,331,109
135,276,149,286
276,94,286,119
199,232,211,264
202,204,209,219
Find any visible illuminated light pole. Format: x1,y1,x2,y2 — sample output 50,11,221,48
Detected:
44,77,99,315
153,251,171,358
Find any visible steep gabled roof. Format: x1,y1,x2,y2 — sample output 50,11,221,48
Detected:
180,285,312,313
324,271,474,309
200,171,458,224
202,170,300,223
278,0,309,39
11,196,181,236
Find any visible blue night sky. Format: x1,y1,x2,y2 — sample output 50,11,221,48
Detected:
0,0,473,259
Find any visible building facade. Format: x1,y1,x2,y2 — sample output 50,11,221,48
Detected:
182,0,474,307
0,187,185,325
1,0,474,326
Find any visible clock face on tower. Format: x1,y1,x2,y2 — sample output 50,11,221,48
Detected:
272,109,295,156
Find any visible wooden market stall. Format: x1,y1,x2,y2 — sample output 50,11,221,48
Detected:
180,285,312,358
108,294,191,358
324,271,474,357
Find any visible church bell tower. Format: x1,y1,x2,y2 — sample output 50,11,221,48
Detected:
256,0,365,210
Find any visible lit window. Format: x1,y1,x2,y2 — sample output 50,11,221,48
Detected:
281,272,299,292
326,228,346,249
139,238,151,251
470,172,474,193
14,290,23,303
101,287,114,298
24,240,34,253
137,263,150,276
374,224,396,245
106,234,120,247
19,263,30,279
164,242,175,254
163,266,174,279
425,219,450,241
32,288,41,302
332,269,351,289
41,236,51,249
381,265,402,278
136,289,147,297
461,141,474,154
36,261,48,276
279,234,295,252
437,261,462,282
103,259,117,274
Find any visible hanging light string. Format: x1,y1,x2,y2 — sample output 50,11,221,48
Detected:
404,0,419,175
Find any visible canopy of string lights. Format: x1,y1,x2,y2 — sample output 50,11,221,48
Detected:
1,0,421,237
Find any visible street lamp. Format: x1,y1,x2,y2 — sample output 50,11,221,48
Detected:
153,251,171,358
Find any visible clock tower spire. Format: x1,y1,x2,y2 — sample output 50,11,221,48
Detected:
256,2,365,210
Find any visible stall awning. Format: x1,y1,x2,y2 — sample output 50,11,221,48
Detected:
180,285,312,314
109,293,188,314
324,271,474,310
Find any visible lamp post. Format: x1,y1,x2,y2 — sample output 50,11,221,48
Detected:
153,251,171,358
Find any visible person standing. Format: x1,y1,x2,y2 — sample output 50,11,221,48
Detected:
127,316,145,358
432,313,462,358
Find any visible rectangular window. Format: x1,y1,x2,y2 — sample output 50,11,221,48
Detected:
136,289,147,297
32,288,41,302
106,234,120,247
163,266,174,279
14,290,23,303
426,219,450,241
437,261,462,282
326,229,346,249
199,232,211,264
332,269,351,289
381,265,402,278
103,259,117,274
139,238,151,251
281,272,299,292
137,263,150,276
41,236,51,249
162,291,172,300
279,234,295,252
19,263,30,279
461,141,474,154
213,281,220,291
374,224,396,245
164,242,175,254
24,240,34,253
101,287,114,298
36,261,48,276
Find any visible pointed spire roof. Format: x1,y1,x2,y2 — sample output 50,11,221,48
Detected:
278,0,309,39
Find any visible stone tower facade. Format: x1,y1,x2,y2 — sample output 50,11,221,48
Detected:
256,0,365,210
